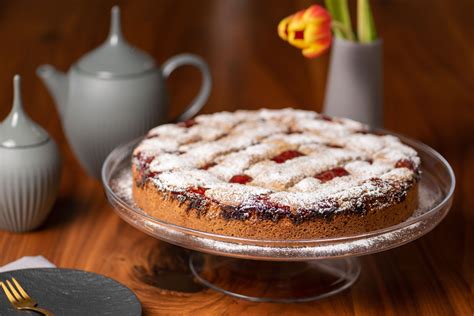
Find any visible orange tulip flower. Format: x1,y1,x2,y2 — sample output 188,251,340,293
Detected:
278,5,332,58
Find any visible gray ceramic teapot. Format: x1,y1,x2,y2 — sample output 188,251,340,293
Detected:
37,6,212,178
0,75,61,232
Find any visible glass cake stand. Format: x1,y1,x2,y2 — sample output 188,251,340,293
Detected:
102,134,455,303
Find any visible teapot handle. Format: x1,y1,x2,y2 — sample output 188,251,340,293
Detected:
162,54,212,122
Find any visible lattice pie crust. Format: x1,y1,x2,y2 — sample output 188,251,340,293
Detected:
132,109,420,239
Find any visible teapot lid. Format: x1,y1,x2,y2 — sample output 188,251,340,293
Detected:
0,75,49,148
76,6,155,78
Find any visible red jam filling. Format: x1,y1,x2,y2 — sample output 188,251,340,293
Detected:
326,143,344,149
395,159,415,171
271,150,304,163
319,114,333,121
177,119,197,128
201,162,216,170
315,167,349,183
229,174,253,184
148,171,160,178
187,187,207,195
136,152,155,171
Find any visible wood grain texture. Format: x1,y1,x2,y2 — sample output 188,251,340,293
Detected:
0,0,472,315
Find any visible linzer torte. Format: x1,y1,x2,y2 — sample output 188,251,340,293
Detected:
132,109,420,240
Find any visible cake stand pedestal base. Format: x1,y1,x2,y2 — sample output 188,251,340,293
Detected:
189,252,361,303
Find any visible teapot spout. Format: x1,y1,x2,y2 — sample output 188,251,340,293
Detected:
36,65,68,117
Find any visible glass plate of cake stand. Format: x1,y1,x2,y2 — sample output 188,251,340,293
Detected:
102,133,455,303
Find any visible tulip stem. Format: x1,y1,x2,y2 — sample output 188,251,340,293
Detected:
357,0,377,43
332,21,355,41
325,0,355,41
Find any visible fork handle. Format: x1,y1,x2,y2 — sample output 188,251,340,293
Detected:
18,306,54,316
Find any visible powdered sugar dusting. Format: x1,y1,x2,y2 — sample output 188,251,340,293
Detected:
133,108,421,214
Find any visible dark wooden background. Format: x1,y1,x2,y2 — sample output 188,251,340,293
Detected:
0,0,473,314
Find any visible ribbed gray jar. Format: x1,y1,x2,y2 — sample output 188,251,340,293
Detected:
0,76,61,232
0,141,61,232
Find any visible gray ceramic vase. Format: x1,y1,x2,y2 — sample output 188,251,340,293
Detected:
0,76,61,232
323,38,383,127
37,6,212,179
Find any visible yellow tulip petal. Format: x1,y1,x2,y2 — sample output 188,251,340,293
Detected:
304,21,331,42
278,16,293,40
302,39,331,58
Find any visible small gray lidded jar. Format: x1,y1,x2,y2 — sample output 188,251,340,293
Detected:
0,75,61,232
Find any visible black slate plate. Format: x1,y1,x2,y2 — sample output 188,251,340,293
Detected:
0,268,141,316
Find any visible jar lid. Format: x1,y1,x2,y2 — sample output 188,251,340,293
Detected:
0,75,49,148
76,6,155,78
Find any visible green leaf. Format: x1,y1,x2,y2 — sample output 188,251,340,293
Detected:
325,0,355,41
357,0,377,43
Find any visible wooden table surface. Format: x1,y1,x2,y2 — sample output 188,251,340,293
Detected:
0,0,473,315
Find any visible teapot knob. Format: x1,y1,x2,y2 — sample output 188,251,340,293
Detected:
13,75,21,110
74,5,155,77
108,6,124,45
0,75,49,148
